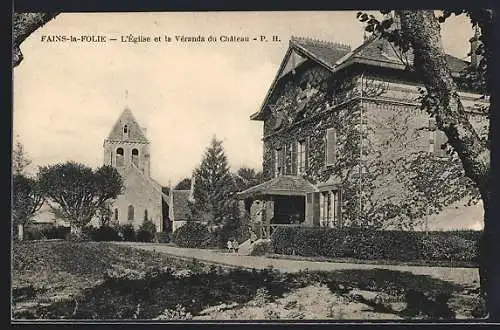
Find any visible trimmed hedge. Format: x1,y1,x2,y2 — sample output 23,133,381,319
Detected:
271,227,481,263
118,224,136,242
172,222,212,248
24,225,70,241
85,225,121,242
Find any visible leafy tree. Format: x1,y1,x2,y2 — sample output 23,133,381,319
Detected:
174,177,192,190
12,174,44,240
233,167,265,191
13,13,59,67
192,136,240,246
12,138,31,176
357,10,494,315
161,186,170,195
96,200,113,227
38,161,123,238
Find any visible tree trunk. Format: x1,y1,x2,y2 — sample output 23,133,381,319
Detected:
18,224,24,241
397,10,491,312
70,224,83,240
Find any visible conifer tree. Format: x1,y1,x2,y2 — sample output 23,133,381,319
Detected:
192,136,239,244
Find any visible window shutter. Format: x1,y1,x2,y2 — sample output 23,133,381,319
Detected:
291,142,297,175
312,192,320,226
326,128,336,166
304,137,309,170
278,147,284,174
435,130,449,158
283,144,289,175
305,193,314,226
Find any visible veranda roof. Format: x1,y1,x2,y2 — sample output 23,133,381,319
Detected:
236,175,318,200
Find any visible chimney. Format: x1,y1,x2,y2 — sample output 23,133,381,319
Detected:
188,174,195,202
382,11,401,32
142,127,147,136
363,30,369,41
469,25,482,68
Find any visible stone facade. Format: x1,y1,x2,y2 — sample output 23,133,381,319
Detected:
102,108,167,231
248,36,488,231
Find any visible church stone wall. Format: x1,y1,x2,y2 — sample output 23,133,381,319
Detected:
112,169,163,231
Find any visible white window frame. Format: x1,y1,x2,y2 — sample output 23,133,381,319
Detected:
319,190,337,228
274,148,282,178
297,139,306,175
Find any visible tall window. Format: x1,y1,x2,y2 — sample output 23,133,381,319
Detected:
114,208,119,221
116,147,124,167
274,147,283,177
128,205,134,221
297,139,306,174
319,191,338,228
285,143,293,175
325,128,337,166
131,148,139,167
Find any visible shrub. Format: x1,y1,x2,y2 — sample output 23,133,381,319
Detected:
171,222,211,248
271,227,481,263
118,224,136,242
23,226,43,241
154,231,171,243
23,225,70,240
87,225,121,242
136,219,156,242
249,239,274,256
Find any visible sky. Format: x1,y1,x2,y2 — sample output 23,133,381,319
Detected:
13,11,474,186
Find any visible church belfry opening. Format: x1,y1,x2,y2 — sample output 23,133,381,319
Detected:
132,148,139,167
116,147,124,166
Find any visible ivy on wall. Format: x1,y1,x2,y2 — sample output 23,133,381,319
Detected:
259,62,486,230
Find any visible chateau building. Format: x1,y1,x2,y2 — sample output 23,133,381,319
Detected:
237,28,488,237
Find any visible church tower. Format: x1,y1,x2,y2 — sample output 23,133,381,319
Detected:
103,107,151,177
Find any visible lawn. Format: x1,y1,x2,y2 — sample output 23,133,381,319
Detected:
11,240,485,320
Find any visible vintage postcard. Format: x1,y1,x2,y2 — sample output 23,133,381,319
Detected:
12,10,495,321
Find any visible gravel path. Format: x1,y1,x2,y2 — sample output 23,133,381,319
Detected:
116,242,479,287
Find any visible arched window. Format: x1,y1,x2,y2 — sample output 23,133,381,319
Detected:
131,148,139,167
116,147,124,166
144,209,148,221
128,205,134,221
114,208,119,221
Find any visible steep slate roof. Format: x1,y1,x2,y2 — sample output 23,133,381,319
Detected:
171,190,191,220
251,35,469,120
337,36,468,73
236,175,318,200
291,36,352,69
106,107,149,143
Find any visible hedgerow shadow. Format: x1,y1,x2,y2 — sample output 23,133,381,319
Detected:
15,265,468,320
18,264,296,319
320,269,460,319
